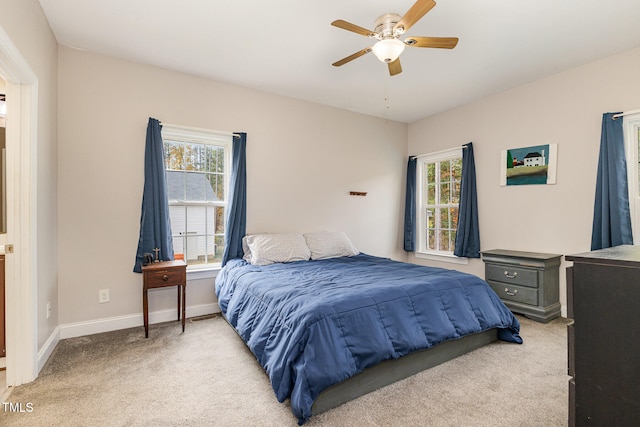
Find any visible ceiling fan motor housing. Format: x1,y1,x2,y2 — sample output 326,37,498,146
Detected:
374,13,402,39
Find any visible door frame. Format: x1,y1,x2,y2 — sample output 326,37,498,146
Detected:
0,25,38,386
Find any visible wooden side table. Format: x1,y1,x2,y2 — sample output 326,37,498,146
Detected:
141,260,187,338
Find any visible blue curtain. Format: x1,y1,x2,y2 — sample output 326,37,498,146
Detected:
591,113,633,250
454,142,481,258
222,132,247,266
133,118,174,272
403,157,417,251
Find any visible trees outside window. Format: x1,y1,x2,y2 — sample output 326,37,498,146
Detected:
416,147,463,257
162,126,231,268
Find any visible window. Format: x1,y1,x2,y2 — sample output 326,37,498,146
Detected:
624,114,640,244
416,147,464,261
162,125,232,269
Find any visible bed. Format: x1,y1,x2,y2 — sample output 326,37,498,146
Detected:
215,232,522,425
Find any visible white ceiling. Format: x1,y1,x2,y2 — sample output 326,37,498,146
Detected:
39,0,640,123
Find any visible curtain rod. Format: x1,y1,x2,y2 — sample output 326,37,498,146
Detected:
160,122,240,138
410,144,468,160
613,109,640,120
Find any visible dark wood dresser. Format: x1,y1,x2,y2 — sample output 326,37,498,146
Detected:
566,245,640,426
481,249,562,322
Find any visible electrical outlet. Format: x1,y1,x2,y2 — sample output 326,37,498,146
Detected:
46,301,51,319
98,289,110,303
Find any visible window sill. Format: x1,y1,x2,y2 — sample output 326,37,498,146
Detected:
415,251,469,265
186,266,221,280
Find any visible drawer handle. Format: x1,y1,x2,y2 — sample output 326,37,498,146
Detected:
162,275,169,281
503,270,518,279
504,287,518,296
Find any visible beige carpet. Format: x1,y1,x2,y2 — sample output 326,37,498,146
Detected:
0,314,570,426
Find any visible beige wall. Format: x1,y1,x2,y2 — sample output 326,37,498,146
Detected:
0,0,59,350
407,46,640,316
57,46,408,325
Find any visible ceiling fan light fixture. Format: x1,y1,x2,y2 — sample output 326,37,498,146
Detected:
372,38,405,63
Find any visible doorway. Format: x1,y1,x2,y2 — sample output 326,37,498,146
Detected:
0,25,38,388
0,78,5,395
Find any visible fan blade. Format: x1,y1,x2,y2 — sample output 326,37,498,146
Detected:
331,20,375,37
332,47,372,67
395,0,436,34
405,36,459,49
388,58,402,76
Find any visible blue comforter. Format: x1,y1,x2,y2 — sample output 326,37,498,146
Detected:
215,254,522,424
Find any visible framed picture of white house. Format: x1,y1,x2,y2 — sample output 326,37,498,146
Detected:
500,143,558,186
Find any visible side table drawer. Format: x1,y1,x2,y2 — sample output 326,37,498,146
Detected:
487,280,538,305
486,264,538,288
145,268,185,288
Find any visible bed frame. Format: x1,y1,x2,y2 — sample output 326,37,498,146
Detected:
311,328,497,415
220,313,497,416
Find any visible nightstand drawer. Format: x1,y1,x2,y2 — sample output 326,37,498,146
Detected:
485,264,538,288
145,268,185,289
487,280,538,305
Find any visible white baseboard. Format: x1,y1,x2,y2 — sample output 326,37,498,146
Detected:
37,325,60,373
59,303,221,340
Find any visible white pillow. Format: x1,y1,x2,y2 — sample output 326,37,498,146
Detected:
243,233,311,266
242,236,252,262
304,231,359,260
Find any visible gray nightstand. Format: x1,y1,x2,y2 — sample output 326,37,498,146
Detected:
481,249,562,323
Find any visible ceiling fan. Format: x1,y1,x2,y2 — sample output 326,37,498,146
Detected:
331,0,458,76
